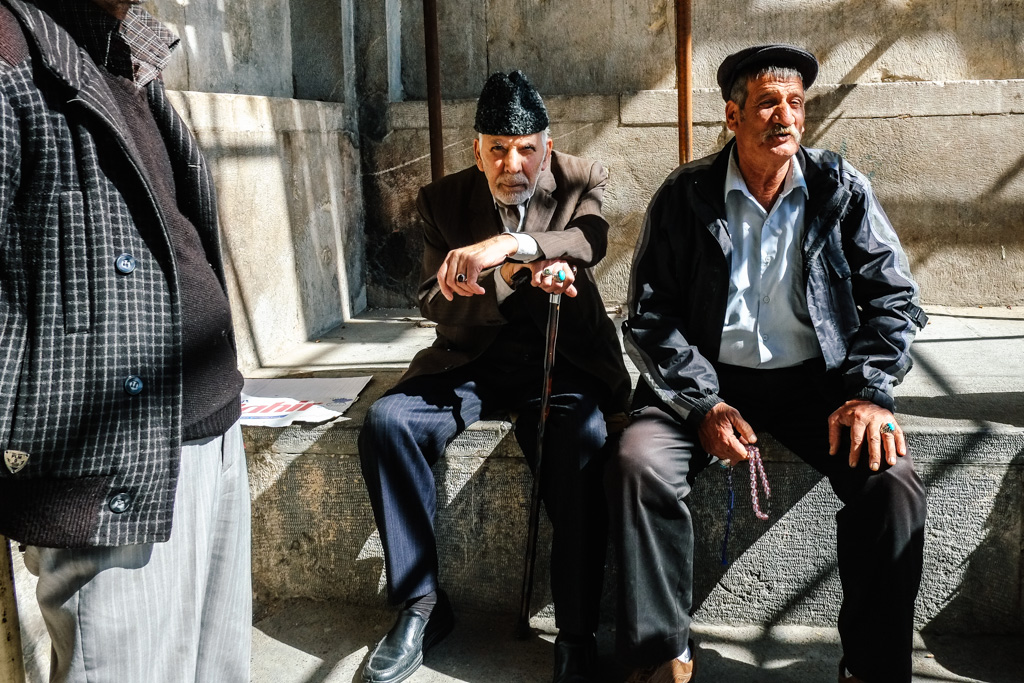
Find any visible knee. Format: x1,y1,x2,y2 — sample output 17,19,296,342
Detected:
605,421,674,494
360,396,412,457
867,459,928,531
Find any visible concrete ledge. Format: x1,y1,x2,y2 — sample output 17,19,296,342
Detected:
386,80,1024,131
242,307,1024,635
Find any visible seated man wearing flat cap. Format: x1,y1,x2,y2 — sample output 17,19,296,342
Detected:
607,45,928,683
359,70,630,683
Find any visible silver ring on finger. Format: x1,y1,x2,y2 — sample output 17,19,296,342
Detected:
456,273,467,283
880,421,896,435
542,267,553,277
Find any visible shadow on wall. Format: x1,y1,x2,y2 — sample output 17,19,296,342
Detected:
245,403,549,620
398,0,1024,99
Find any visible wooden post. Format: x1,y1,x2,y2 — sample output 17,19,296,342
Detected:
1,536,27,683
676,0,693,164
423,0,445,181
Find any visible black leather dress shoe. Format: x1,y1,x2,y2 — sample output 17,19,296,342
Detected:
362,590,455,683
553,632,597,683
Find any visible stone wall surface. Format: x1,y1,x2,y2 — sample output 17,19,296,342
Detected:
148,0,294,97
398,0,1024,99
167,92,367,372
241,396,1024,634
364,81,1024,309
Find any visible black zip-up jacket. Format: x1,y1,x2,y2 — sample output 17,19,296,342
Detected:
624,139,927,428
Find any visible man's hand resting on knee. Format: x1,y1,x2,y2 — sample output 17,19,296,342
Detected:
828,399,906,471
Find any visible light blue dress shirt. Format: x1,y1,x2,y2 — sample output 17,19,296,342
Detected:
718,150,823,368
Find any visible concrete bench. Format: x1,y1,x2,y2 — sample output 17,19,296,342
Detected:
243,306,1024,636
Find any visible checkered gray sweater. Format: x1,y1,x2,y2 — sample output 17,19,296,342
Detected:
0,0,240,547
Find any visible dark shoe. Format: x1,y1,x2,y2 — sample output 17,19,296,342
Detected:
553,632,597,682
838,657,866,683
362,590,455,683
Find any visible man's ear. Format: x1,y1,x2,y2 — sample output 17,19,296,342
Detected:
725,101,741,133
473,138,484,172
542,136,553,171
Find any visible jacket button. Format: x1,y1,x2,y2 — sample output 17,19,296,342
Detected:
115,253,136,274
124,375,144,395
108,492,132,514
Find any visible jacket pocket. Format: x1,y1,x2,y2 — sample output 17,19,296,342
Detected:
59,191,91,333
821,246,859,332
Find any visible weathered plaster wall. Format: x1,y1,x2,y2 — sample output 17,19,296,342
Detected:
365,81,1024,309
148,0,294,97
398,0,1024,99
168,93,367,371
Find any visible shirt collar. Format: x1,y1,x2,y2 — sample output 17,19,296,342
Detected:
725,147,808,208
493,198,530,211
44,1,179,88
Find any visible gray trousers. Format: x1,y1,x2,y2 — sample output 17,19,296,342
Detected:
607,364,926,683
24,422,251,683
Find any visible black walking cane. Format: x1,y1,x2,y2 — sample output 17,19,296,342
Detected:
517,290,562,638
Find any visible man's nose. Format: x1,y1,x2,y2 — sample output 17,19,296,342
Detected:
774,103,796,126
505,148,522,173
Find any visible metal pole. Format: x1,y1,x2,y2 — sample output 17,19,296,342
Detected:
517,292,562,638
423,0,445,181
676,0,693,164
1,536,27,683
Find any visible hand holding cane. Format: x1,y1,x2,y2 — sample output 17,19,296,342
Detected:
517,290,562,638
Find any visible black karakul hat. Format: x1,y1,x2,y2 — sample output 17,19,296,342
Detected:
717,44,819,101
474,71,550,136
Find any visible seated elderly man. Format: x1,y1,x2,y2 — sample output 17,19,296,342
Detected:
359,71,630,683
607,45,928,683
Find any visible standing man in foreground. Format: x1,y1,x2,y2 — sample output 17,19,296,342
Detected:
608,45,928,683
0,1,249,681
359,71,629,683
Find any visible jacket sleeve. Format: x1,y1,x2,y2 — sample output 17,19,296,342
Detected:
621,176,723,429
530,160,609,267
839,175,927,412
415,186,507,327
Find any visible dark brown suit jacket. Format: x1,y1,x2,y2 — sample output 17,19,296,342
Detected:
403,151,630,413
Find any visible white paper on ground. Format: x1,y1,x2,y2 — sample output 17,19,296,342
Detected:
240,377,372,427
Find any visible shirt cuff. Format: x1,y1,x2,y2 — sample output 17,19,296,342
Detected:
494,268,514,304
508,232,541,262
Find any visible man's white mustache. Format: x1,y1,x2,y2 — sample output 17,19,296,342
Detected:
762,124,802,142
498,173,529,186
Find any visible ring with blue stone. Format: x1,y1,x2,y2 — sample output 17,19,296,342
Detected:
556,270,566,282
880,422,896,435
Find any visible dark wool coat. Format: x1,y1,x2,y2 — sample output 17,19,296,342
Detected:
0,0,227,547
405,151,631,414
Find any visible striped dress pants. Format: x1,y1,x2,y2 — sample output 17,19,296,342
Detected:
23,422,251,683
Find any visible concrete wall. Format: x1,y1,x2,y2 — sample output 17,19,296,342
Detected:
397,0,1024,99
363,81,1024,309
168,92,367,371
140,0,365,372
149,0,293,98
